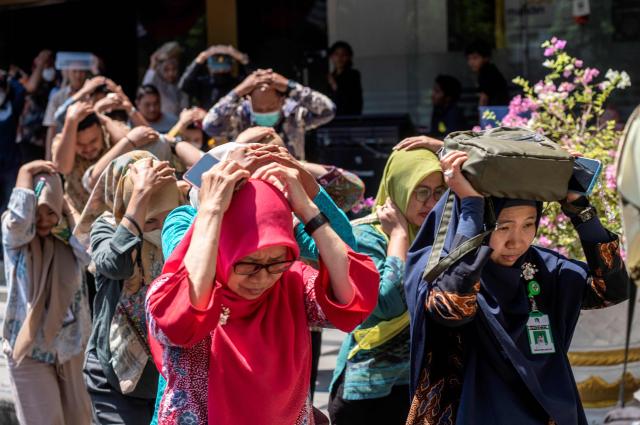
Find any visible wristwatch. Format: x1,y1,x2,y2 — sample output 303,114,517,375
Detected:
576,206,597,223
286,79,297,95
304,212,329,236
562,202,597,225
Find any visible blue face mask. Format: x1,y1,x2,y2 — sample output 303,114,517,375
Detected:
251,110,282,127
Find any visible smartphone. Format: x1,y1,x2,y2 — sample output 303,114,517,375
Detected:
568,157,602,196
183,154,220,188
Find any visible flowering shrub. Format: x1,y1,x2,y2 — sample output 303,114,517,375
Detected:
487,38,631,259
351,196,376,215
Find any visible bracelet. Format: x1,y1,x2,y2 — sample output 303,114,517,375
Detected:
304,212,329,236
286,79,297,95
124,136,137,150
123,214,143,236
169,137,180,156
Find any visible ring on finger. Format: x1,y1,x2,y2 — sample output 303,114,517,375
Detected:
444,169,454,178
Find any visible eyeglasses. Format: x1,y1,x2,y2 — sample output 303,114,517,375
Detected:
414,186,447,203
233,259,296,276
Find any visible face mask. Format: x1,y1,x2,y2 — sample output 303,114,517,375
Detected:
143,229,162,248
42,67,56,82
251,110,281,127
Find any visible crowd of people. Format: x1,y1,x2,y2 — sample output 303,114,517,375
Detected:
0,38,631,425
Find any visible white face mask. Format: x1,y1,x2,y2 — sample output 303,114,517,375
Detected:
42,67,56,82
143,229,162,248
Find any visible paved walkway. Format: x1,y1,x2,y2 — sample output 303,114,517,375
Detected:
313,328,346,416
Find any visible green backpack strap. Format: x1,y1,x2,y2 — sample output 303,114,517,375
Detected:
422,192,492,284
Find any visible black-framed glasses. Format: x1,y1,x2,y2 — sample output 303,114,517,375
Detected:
414,186,447,203
233,259,297,276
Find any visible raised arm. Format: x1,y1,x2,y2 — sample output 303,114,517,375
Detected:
2,161,57,249
270,72,336,129
560,196,629,309
145,161,250,348
52,101,93,175
247,145,357,257
91,159,176,281
423,152,490,326
184,161,250,309
253,163,352,304
83,126,161,190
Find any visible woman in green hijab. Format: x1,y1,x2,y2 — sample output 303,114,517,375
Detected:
328,148,444,424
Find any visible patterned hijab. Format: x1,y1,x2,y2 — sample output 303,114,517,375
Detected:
74,150,181,291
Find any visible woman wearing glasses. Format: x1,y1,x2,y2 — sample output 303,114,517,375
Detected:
328,148,444,424
146,159,380,425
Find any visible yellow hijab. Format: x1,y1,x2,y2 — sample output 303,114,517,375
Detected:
348,148,442,359
373,148,442,243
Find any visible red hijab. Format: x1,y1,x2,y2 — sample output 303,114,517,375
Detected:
162,179,315,424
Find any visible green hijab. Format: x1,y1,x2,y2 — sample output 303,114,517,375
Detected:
373,148,442,243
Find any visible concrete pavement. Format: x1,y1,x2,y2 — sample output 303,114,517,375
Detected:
313,328,346,416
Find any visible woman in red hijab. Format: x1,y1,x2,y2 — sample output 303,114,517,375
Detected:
146,159,380,424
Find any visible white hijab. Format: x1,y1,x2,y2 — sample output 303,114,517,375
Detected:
617,105,640,276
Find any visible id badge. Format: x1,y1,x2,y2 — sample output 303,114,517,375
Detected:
527,311,555,355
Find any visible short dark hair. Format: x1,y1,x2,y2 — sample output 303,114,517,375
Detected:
329,41,354,57
136,84,160,102
77,113,100,131
435,75,462,102
465,40,492,58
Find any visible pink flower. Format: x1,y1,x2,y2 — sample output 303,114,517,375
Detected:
557,247,569,257
574,59,583,68
558,82,575,92
537,235,552,247
563,70,572,78
605,165,617,190
351,196,375,214
544,47,556,57
551,37,558,44
502,113,528,127
539,216,551,227
472,125,482,132
582,67,600,84
554,39,567,50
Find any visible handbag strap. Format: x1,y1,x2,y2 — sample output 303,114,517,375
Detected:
618,272,639,407
422,191,455,282
422,192,492,283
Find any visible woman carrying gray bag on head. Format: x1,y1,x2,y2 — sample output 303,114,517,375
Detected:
403,128,630,424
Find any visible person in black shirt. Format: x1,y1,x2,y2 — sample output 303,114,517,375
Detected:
178,45,250,110
328,41,363,115
465,40,510,106
430,75,467,138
